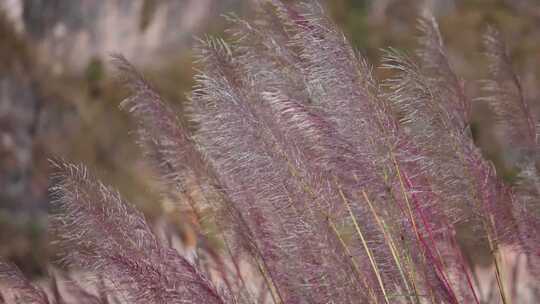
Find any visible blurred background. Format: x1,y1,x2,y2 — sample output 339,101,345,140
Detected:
0,0,539,279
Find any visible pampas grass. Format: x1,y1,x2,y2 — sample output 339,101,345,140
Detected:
1,1,538,303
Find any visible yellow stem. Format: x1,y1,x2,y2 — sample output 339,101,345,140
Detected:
338,186,390,304
363,190,420,304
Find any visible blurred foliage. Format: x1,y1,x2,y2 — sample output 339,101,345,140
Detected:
328,0,540,78
84,57,104,97
0,12,29,72
0,210,48,276
139,0,158,32
328,0,371,49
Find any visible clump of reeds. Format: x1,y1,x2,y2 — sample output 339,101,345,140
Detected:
1,1,538,303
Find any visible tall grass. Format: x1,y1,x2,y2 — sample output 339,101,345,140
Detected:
1,1,538,303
